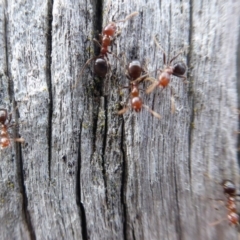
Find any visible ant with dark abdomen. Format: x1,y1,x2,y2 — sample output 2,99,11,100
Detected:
143,37,187,94
206,178,240,226
0,109,24,149
74,12,138,88
221,180,239,225
118,60,161,119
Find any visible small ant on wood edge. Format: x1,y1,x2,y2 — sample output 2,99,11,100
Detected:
136,36,187,95
118,60,161,119
74,11,139,89
0,109,24,149
209,180,240,226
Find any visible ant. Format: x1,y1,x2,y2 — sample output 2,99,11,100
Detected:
209,179,239,226
144,37,187,94
221,180,239,225
0,109,24,149
118,60,161,119
74,12,138,88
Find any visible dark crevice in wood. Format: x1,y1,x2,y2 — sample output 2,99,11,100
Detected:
187,0,194,186
91,0,103,154
101,96,108,204
91,0,109,205
4,5,36,236
93,0,103,56
120,119,127,240
46,0,53,181
3,4,13,102
102,96,108,156
79,202,88,240
237,19,240,167
76,121,88,240
91,99,99,154
17,136,36,240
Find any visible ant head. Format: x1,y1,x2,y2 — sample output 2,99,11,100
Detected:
131,96,142,112
94,57,108,77
222,180,236,195
173,62,186,75
0,109,7,125
128,60,142,80
103,22,117,37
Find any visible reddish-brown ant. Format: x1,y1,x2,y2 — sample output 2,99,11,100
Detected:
209,179,239,226
145,38,187,94
221,180,239,225
74,12,138,88
118,60,161,119
0,109,24,149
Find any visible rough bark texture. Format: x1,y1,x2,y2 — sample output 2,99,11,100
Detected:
0,0,239,239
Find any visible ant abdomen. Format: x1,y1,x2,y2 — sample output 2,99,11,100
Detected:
128,60,142,79
0,109,8,125
94,58,108,77
173,62,186,75
222,180,236,195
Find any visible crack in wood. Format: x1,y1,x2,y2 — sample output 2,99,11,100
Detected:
120,118,127,239
18,143,36,240
76,120,88,240
46,0,53,181
187,0,194,185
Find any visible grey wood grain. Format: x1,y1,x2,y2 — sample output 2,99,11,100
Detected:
0,0,239,239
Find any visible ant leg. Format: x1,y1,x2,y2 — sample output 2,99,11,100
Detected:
146,79,159,94
143,105,161,119
14,138,25,143
209,218,227,226
171,93,176,114
154,36,167,65
107,51,121,62
172,73,187,83
118,85,131,92
74,56,97,89
172,73,186,79
118,103,130,115
93,38,102,48
169,51,183,64
169,46,189,64
131,74,150,84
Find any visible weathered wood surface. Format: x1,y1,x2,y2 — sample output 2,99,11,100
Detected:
0,0,239,239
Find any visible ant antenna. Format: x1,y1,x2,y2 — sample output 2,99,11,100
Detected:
117,12,139,23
